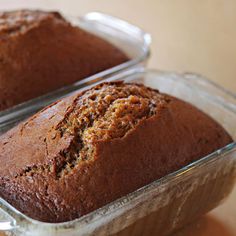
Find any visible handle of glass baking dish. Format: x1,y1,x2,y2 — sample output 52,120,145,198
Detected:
0,220,16,231
80,12,152,48
183,72,236,113
0,208,17,231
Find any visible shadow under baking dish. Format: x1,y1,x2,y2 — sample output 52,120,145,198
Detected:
0,68,236,236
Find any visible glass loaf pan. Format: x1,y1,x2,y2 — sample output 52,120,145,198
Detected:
0,11,151,134
0,69,235,236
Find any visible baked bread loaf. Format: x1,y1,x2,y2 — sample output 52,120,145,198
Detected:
0,10,128,111
0,81,232,222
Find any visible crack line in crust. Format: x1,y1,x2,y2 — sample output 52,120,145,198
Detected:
54,82,170,179
13,82,170,180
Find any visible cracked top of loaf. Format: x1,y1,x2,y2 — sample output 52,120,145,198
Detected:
0,9,128,111
0,81,232,222
0,10,65,37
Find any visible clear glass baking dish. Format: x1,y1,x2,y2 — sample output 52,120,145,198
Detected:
0,11,151,134
0,68,235,236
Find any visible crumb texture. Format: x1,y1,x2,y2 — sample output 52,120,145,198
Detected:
55,82,168,177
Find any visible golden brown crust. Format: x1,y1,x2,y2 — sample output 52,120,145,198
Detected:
0,10,128,111
0,10,65,38
0,82,232,222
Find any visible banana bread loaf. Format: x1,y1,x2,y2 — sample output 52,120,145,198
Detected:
0,10,128,111
0,81,232,222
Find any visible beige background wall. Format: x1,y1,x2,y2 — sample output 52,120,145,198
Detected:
0,1,235,236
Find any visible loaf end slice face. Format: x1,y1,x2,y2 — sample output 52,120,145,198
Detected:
0,82,232,222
